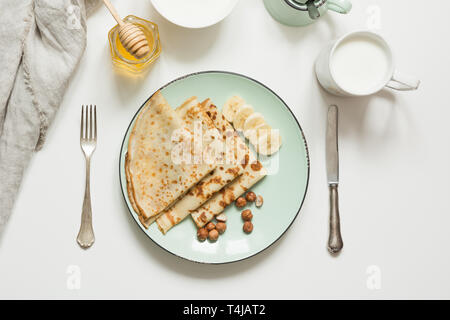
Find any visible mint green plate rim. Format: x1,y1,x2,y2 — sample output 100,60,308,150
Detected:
119,71,310,264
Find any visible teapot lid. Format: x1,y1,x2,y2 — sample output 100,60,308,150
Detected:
285,0,327,11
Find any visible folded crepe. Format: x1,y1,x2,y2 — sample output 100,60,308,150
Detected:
156,99,249,234
126,91,216,224
190,105,267,228
140,96,224,228
191,161,267,228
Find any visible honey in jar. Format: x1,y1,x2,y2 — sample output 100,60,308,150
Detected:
108,15,161,74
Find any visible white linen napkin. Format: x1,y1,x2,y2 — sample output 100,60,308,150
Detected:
0,0,99,233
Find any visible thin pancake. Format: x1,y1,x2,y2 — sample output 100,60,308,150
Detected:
156,99,248,234
190,105,267,228
191,159,267,228
125,153,139,216
126,91,215,222
141,96,223,228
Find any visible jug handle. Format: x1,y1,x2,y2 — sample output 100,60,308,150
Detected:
327,0,352,14
386,70,421,91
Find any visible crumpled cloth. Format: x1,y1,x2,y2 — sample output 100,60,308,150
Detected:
0,0,98,233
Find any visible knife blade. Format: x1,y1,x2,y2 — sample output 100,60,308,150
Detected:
326,105,339,185
326,105,343,254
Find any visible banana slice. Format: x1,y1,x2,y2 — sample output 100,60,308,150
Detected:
233,104,254,131
256,123,272,135
223,96,283,155
222,96,245,123
243,113,265,133
246,122,271,145
256,129,282,156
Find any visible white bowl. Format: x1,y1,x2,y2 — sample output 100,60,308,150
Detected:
150,0,239,29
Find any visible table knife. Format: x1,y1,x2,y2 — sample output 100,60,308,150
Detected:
326,105,343,254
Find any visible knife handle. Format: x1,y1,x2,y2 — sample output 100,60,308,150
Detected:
328,184,343,254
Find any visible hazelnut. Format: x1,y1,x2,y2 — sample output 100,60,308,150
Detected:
255,195,263,207
206,222,216,231
241,209,253,221
216,213,227,222
245,191,257,202
208,229,219,241
243,221,253,234
197,228,208,242
235,196,247,208
216,222,227,234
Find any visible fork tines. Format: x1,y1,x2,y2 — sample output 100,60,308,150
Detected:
80,105,97,141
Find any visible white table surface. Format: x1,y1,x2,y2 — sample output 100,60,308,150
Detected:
1,0,449,299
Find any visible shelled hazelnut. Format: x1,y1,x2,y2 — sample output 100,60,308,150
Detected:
197,228,208,242
208,229,219,241
243,221,253,234
255,195,263,207
235,197,247,208
241,209,253,221
245,191,256,202
206,222,216,231
216,222,227,234
216,213,227,222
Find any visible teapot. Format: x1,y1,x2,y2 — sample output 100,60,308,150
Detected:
264,0,352,27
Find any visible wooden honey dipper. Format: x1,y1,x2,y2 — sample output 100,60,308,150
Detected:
102,0,150,59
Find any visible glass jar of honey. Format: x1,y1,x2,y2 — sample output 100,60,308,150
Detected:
108,15,161,74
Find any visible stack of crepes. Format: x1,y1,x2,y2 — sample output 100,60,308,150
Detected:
126,91,267,234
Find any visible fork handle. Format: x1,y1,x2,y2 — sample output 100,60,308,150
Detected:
77,157,95,249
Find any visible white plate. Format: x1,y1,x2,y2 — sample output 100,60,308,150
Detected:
150,0,239,29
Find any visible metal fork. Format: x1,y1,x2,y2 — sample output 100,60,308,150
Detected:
77,105,97,249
